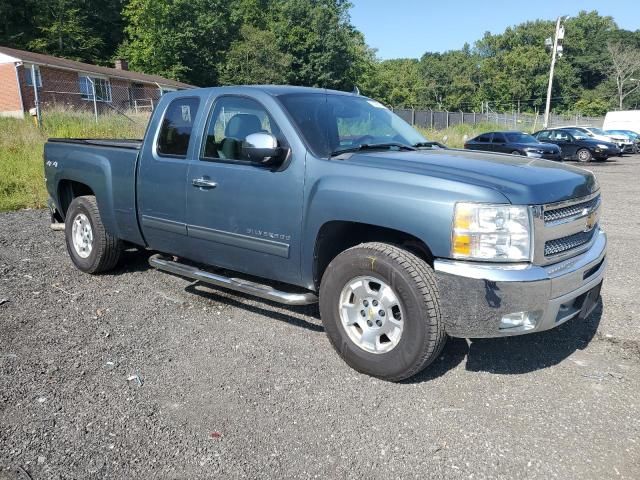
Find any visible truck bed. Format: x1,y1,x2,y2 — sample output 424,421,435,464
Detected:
44,137,144,246
48,138,142,149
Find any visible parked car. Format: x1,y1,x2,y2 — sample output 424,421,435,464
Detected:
464,131,562,160
44,86,606,381
605,129,640,153
582,127,633,153
534,128,619,162
603,110,640,134
549,126,630,154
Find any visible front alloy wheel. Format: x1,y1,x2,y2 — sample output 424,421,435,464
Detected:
319,242,446,381
339,276,404,354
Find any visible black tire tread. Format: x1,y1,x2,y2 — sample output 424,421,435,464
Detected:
322,242,446,381
65,195,122,273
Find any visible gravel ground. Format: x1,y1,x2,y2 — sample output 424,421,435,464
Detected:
1,156,639,479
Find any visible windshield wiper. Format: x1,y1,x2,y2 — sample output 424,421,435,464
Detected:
330,142,416,157
413,141,448,149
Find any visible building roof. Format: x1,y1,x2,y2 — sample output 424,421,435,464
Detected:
0,45,193,89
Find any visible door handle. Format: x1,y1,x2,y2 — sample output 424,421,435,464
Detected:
192,177,218,189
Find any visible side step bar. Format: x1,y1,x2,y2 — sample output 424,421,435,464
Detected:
148,254,318,306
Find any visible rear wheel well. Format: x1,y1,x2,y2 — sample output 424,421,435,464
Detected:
57,180,94,218
313,221,434,288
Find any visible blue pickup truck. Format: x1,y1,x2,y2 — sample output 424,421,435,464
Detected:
44,86,606,381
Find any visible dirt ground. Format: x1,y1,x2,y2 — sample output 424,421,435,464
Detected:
1,157,639,479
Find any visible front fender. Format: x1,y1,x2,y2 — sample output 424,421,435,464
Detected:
300,160,510,289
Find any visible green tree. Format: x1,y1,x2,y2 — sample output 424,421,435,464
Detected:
28,0,103,62
269,0,362,90
119,0,235,85
219,25,292,85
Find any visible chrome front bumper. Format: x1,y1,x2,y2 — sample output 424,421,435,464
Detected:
434,230,606,338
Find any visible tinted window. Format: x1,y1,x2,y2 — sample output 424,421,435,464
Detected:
551,130,570,141
202,96,282,162
157,98,201,157
491,133,506,143
536,130,550,140
476,134,491,142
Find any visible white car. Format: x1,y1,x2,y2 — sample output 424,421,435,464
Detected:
583,127,633,152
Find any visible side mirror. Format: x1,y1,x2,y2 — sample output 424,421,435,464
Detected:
242,132,283,165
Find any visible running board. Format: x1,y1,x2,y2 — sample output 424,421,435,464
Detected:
148,254,318,306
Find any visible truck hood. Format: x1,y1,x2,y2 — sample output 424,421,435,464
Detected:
342,149,597,205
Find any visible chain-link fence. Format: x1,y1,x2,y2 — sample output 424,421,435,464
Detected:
20,69,605,133
23,71,165,128
390,107,604,131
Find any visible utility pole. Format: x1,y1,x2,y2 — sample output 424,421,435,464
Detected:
31,64,42,127
543,16,567,129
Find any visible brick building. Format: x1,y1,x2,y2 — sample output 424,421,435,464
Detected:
0,46,193,118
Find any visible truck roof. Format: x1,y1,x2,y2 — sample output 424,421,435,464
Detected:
174,85,358,97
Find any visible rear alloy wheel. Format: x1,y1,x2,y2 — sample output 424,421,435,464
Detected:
319,242,446,382
511,150,521,155
65,195,122,273
576,148,593,163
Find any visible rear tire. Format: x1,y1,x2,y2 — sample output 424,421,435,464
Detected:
319,242,446,382
510,150,521,155
65,195,122,273
576,148,593,163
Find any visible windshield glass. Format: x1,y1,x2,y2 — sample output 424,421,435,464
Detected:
505,132,538,143
588,127,607,135
278,93,427,157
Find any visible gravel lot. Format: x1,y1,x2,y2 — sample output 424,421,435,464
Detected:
1,156,639,479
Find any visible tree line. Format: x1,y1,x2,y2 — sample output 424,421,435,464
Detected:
1,1,639,115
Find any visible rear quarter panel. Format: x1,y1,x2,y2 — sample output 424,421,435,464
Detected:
45,142,144,245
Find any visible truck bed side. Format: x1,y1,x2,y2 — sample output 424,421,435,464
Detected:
44,140,145,246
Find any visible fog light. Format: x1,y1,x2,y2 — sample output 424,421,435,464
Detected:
499,311,542,331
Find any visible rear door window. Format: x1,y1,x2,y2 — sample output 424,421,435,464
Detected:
157,97,201,157
491,133,506,143
476,134,491,142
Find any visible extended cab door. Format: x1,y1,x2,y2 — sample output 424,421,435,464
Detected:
184,94,305,285
137,95,204,256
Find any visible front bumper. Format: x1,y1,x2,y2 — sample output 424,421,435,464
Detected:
434,230,606,338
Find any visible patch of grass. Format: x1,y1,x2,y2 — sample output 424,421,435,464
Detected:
0,111,146,211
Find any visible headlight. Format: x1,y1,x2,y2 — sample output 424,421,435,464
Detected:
597,144,610,149
452,203,532,261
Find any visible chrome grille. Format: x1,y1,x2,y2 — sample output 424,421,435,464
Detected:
544,229,596,256
533,191,601,265
544,195,600,224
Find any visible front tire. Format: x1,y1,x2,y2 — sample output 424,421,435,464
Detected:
319,242,446,381
576,148,593,163
65,195,122,273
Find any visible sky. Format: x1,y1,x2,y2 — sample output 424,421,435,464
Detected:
350,0,639,60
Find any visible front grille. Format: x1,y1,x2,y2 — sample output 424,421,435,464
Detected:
544,229,596,256
544,195,599,223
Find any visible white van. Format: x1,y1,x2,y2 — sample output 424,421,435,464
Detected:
603,110,640,133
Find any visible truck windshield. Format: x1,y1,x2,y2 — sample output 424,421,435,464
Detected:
278,93,427,158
